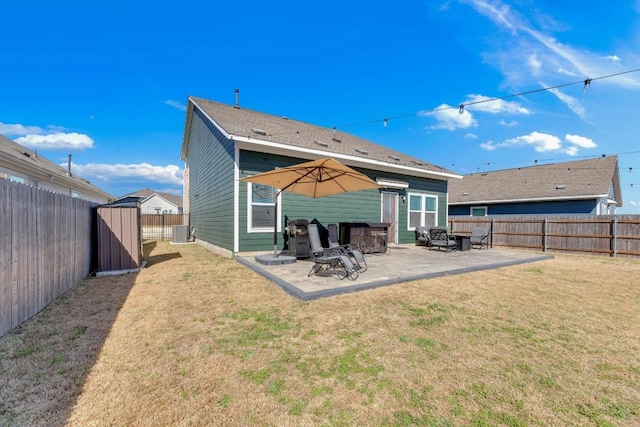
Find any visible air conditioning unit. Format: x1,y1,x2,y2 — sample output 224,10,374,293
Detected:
172,225,189,244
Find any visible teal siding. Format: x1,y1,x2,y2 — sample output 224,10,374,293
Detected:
238,152,448,250
186,108,235,250
377,174,448,244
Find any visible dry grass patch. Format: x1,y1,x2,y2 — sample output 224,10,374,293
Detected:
1,242,639,426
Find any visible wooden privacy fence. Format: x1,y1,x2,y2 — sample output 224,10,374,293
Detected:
0,180,94,337
449,215,640,257
141,213,189,240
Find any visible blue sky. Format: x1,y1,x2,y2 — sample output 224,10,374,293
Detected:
2,1,640,212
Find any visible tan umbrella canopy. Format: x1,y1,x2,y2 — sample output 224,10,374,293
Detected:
240,157,383,259
240,157,382,198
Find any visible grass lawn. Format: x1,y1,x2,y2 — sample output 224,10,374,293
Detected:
1,241,639,426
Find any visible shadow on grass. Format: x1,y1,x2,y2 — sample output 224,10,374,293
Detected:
0,240,169,426
143,241,182,267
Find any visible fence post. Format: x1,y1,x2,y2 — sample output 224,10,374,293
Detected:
490,218,494,248
543,217,548,252
612,216,617,258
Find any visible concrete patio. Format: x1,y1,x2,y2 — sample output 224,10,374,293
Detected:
236,244,553,300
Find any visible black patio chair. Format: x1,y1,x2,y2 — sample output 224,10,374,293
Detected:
327,223,367,272
470,226,489,249
308,224,359,280
414,226,430,246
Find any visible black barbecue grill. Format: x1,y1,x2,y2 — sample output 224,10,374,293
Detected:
287,219,310,258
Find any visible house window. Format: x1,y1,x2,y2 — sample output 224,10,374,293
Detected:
408,193,437,229
248,183,281,232
470,206,487,217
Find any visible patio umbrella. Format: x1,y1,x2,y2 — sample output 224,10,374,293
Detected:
240,157,383,259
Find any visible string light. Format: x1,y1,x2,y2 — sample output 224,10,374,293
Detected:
268,67,640,138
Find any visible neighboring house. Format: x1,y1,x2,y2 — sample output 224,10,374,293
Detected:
180,96,461,256
0,133,112,204
448,156,622,217
113,188,183,214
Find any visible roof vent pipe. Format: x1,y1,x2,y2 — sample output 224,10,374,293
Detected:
67,154,72,176
234,88,239,108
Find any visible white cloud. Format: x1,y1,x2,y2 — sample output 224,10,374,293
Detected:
557,67,577,77
546,86,588,121
164,99,187,112
480,140,496,150
563,146,579,156
461,0,640,96
0,122,43,136
629,200,640,206
565,134,597,148
463,94,531,114
465,133,478,139
464,0,516,33
503,131,562,152
499,120,519,127
421,104,477,131
16,133,95,150
69,162,183,186
528,53,542,74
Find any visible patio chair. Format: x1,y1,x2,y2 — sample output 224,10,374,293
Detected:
308,224,359,280
328,223,367,272
428,226,457,252
470,226,489,249
414,226,430,246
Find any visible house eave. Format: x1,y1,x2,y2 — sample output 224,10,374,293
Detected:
0,151,112,200
233,136,462,181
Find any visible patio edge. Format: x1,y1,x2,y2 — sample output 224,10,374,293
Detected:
236,254,555,301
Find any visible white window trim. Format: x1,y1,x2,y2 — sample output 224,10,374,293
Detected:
407,192,438,230
470,206,488,217
247,182,281,233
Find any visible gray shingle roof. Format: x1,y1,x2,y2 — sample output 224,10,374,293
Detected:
183,97,459,180
0,133,113,201
448,156,621,206
118,188,183,207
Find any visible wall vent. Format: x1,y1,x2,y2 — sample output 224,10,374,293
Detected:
251,128,267,136
355,148,368,155
314,140,328,147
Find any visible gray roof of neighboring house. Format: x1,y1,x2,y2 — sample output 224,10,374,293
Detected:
0,133,113,201
118,188,183,208
181,96,460,181
448,155,622,206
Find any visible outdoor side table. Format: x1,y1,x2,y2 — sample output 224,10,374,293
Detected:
451,235,471,251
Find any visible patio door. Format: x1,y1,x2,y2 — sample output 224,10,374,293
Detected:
382,192,398,244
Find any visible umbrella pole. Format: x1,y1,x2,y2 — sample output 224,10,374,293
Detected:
273,196,279,257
